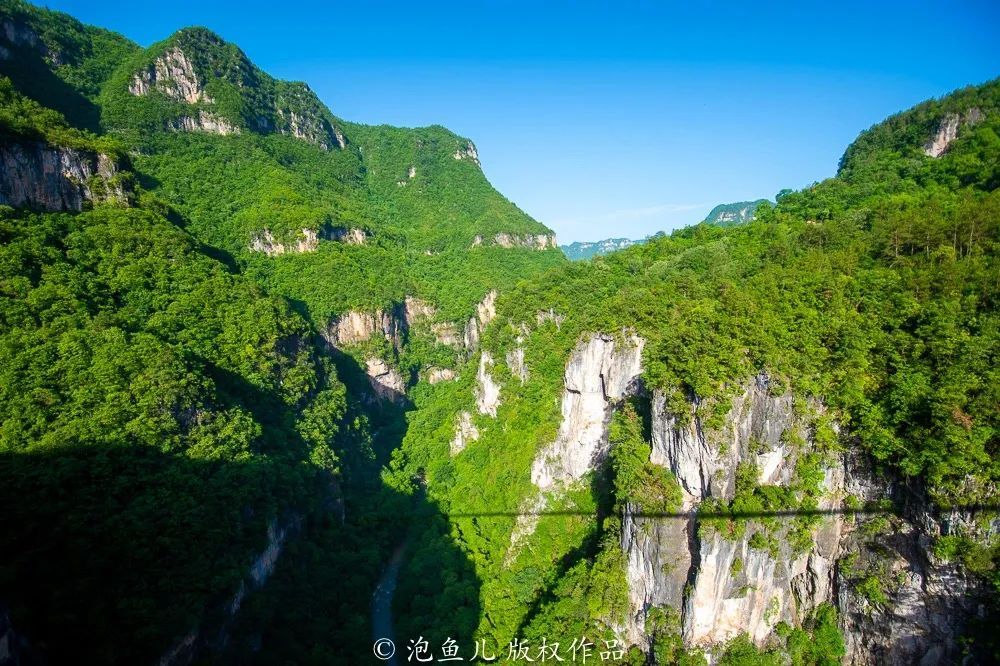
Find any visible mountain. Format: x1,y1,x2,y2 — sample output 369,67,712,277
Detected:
392,77,1000,664
1,1,998,664
703,198,771,226
560,200,772,261
560,237,644,260
0,0,561,663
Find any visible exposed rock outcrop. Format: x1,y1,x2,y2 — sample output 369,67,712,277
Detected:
463,290,498,351
432,322,462,348
475,352,501,417
536,309,565,329
323,306,406,350
0,603,31,666
620,377,844,650
506,344,528,383
426,367,457,384
322,226,368,244
508,332,645,559
648,377,796,508
923,108,984,157
365,357,405,403
0,141,128,211
494,233,558,250
617,374,992,663
836,457,996,665
248,228,318,255
453,140,480,165
470,233,558,250
130,46,209,104
531,333,645,491
170,111,240,135
159,514,303,666
451,411,479,455
404,296,436,323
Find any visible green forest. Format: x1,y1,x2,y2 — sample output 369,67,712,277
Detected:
0,0,998,664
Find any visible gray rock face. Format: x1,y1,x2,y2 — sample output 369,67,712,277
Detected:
621,376,842,649
621,502,692,645
649,376,796,508
453,140,480,165
323,305,407,350
159,514,303,666
619,376,991,662
531,333,645,491
426,367,457,384
923,108,984,157
432,322,462,348
322,226,368,244
507,333,645,558
0,141,128,211
404,296,436,323
536,309,565,329
506,344,528,383
170,111,240,136
836,456,995,665
492,233,558,250
451,411,479,455
463,290,498,351
365,357,405,403
0,604,27,666
475,352,501,417
130,46,209,103
248,228,318,255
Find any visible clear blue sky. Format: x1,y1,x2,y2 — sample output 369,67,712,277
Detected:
44,0,1000,242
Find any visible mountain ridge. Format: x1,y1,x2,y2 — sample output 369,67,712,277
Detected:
0,2,997,663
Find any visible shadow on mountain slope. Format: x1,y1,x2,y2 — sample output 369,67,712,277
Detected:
0,402,482,666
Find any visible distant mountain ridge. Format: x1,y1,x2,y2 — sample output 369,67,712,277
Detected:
560,237,643,260
561,198,772,260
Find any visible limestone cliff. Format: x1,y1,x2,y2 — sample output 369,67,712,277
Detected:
0,141,129,211
923,108,984,157
508,332,644,556
531,333,645,491
615,376,993,663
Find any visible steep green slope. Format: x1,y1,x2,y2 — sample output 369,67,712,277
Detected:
0,0,137,129
0,1,559,663
390,78,1000,662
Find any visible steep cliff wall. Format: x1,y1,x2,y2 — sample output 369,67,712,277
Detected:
0,141,128,211
615,376,993,663
507,333,644,556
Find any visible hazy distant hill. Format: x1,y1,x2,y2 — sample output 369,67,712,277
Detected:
560,237,644,260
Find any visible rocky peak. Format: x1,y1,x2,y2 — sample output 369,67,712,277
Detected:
123,30,346,150
129,45,208,103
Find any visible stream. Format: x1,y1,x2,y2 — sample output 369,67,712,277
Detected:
371,538,408,664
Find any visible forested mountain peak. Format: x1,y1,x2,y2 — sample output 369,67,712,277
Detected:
837,77,1000,188
1,1,997,664
101,25,347,149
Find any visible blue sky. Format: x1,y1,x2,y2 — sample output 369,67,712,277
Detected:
46,0,1000,242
